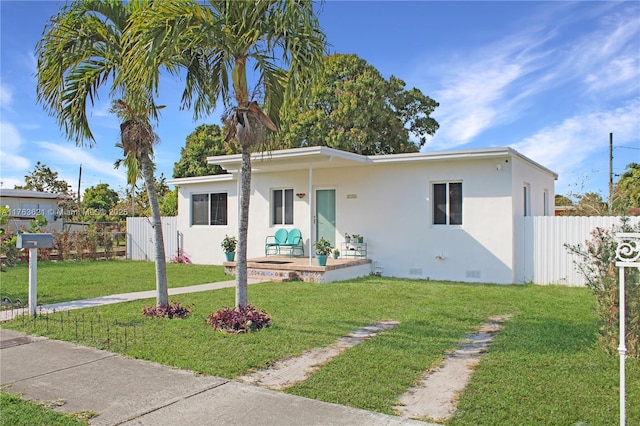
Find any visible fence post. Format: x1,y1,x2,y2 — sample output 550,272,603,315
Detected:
614,232,640,426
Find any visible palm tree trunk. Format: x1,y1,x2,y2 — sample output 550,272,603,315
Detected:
236,145,251,308
140,152,169,306
236,145,251,309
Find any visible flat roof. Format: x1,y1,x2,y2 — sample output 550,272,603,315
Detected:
0,189,61,199
169,145,557,185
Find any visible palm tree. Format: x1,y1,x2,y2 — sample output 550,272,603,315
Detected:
127,0,327,308
35,0,170,306
111,99,169,305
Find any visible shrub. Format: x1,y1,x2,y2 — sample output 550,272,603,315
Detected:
221,235,237,253
565,219,639,358
314,237,332,255
171,252,191,264
206,304,271,334
142,301,192,319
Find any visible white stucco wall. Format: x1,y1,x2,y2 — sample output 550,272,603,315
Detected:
175,178,239,264
172,148,557,284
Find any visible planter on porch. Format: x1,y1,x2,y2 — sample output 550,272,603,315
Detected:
316,255,328,266
225,252,236,262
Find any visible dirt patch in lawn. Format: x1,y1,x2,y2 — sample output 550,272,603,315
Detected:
237,320,400,390
393,314,512,423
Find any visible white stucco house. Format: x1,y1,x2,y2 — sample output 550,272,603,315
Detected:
0,189,64,232
168,146,557,284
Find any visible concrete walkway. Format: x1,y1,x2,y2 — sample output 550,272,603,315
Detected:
0,281,436,425
0,280,259,322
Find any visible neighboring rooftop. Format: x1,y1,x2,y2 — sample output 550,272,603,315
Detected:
0,189,61,199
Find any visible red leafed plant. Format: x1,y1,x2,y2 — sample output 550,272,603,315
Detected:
142,301,192,319
206,304,271,333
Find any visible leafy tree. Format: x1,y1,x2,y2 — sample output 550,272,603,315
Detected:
129,0,327,308
83,183,119,218
279,54,439,154
36,0,172,307
575,192,608,216
173,124,239,178
555,194,573,206
161,188,178,216
15,162,72,195
612,163,640,214
130,173,172,217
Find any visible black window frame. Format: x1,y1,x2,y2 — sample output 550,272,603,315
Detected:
272,188,294,225
191,192,228,226
433,182,463,226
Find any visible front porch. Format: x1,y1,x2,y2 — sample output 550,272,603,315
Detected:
223,256,373,283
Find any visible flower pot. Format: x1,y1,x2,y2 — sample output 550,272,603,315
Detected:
225,252,235,262
332,253,339,259
316,254,328,266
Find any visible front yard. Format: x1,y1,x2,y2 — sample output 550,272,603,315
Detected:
1,260,638,424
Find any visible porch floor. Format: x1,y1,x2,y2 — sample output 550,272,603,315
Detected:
223,256,373,283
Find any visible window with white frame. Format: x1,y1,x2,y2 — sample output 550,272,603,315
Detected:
433,182,462,225
272,188,294,225
191,192,227,225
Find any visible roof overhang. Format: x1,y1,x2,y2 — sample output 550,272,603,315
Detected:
169,145,557,184
206,146,371,173
0,189,61,199
167,173,235,186
370,147,558,179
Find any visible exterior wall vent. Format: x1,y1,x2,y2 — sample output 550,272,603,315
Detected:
466,270,481,279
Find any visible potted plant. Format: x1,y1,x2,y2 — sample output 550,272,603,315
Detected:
314,237,332,266
344,233,351,243
351,234,363,243
332,247,340,259
221,235,237,262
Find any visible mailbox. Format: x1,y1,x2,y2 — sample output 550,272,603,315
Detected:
17,233,54,249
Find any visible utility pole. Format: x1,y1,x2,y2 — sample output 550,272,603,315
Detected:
609,133,613,214
77,164,82,204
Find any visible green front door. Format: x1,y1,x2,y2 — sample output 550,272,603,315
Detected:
316,189,336,247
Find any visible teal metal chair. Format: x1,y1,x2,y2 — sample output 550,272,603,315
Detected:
283,228,304,257
265,228,288,256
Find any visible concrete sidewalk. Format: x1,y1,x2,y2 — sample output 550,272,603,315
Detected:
0,280,261,322
0,328,430,425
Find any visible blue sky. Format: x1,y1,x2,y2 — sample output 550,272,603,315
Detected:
1,1,639,199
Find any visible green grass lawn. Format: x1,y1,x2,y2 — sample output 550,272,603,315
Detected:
0,260,228,305
0,391,91,425
1,264,638,425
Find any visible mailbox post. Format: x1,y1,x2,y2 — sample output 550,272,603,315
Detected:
16,233,53,316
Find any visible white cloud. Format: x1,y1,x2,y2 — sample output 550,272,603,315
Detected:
418,2,639,151
36,141,126,184
0,121,31,172
0,83,13,112
511,98,640,189
564,7,640,96
425,26,555,149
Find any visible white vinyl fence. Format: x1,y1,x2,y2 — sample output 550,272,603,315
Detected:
127,215,639,286
126,217,179,262
515,216,640,286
